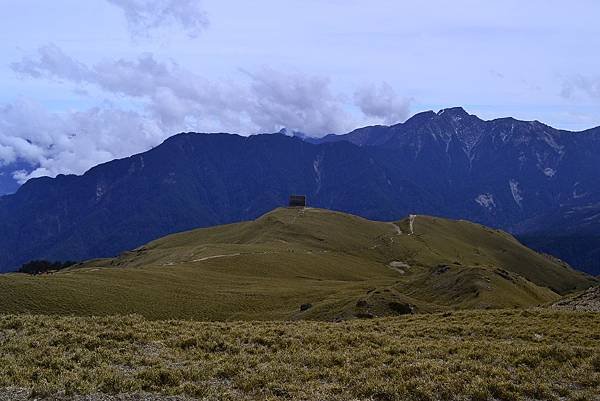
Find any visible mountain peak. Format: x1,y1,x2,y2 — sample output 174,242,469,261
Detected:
278,128,293,136
403,110,436,125
437,107,469,117
277,128,310,140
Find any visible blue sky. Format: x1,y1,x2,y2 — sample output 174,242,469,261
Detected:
1,0,600,184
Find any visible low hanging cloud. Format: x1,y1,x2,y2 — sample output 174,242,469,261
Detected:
5,44,400,183
242,68,352,135
105,0,209,39
0,99,164,183
354,82,411,125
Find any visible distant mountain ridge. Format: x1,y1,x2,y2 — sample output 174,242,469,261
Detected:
1,107,599,273
317,107,600,275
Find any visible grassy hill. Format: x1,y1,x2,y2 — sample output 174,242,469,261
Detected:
0,208,596,320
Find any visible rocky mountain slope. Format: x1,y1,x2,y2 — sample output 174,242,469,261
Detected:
321,107,600,230
552,285,600,312
0,208,595,320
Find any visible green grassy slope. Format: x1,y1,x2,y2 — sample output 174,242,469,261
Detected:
0,208,596,320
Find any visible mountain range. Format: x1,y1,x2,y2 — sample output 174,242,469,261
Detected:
1,107,599,274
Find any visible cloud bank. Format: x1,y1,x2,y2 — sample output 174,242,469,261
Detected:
0,99,163,183
11,44,359,134
4,44,410,184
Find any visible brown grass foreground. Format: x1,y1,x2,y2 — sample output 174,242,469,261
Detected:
0,309,599,401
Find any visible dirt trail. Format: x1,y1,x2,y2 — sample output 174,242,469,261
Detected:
191,253,241,262
409,214,417,235
389,222,402,235
388,261,410,274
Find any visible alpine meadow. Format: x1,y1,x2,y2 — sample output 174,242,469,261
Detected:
1,1,599,400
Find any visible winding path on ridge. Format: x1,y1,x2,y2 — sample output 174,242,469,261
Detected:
409,214,417,235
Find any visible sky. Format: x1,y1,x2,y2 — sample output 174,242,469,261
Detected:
1,0,600,185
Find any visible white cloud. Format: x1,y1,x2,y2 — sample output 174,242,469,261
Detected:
11,44,91,83
0,144,17,166
242,68,353,135
11,45,359,135
105,0,209,39
354,82,411,125
0,99,164,183
561,75,600,99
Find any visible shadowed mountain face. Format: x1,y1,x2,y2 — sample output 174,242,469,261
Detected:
322,108,600,225
1,107,599,273
516,197,600,276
